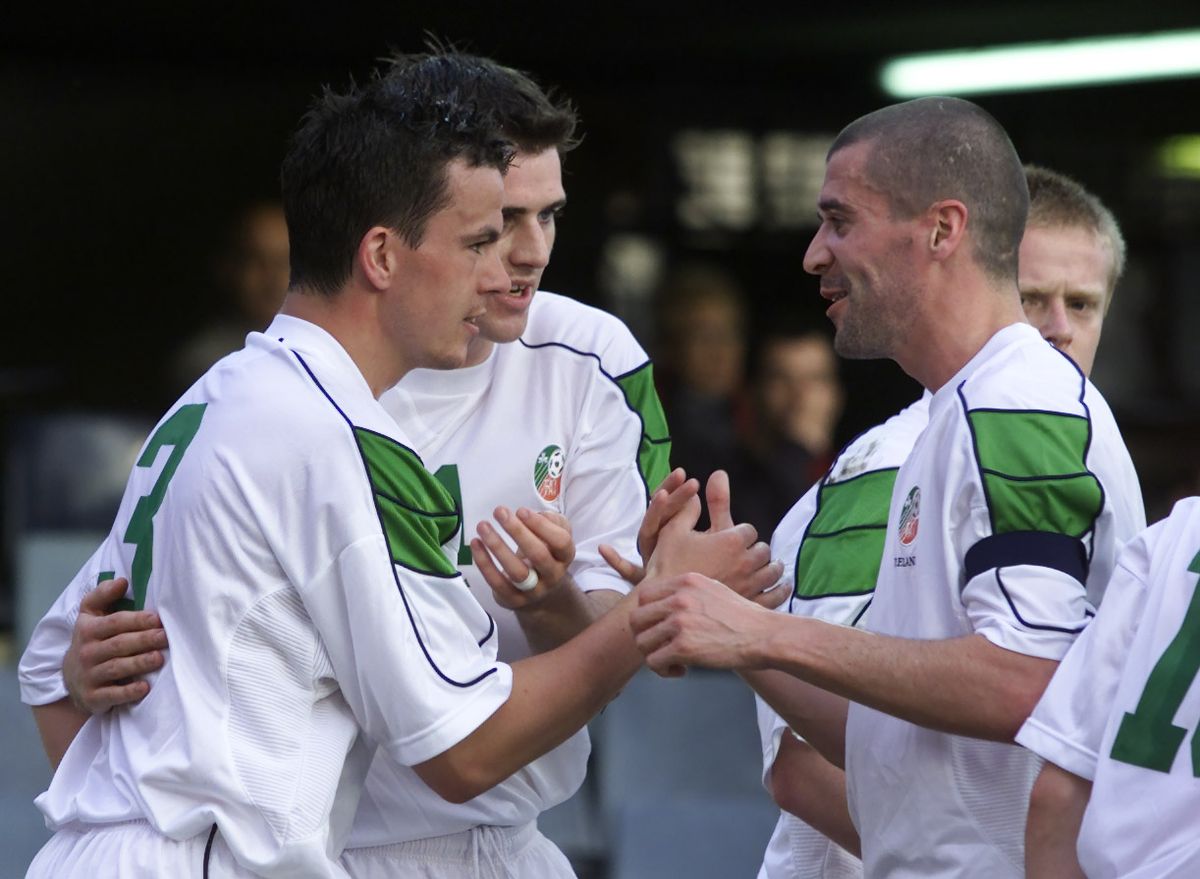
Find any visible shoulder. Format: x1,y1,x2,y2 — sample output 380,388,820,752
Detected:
828,394,929,483
520,291,651,379
958,328,1090,417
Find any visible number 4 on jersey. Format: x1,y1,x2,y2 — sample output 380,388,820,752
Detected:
1110,548,1200,775
114,404,207,611
433,464,473,565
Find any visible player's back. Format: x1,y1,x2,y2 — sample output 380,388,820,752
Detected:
28,318,509,878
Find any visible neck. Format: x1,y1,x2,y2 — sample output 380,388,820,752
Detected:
893,273,1027,392
280,288,408,397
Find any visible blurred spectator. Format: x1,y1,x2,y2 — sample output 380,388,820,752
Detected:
654,262,753,502
731,326,844,538
169,200,290,391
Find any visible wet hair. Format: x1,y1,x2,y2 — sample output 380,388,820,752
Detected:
829,96,1028,282
382,47,580,157
280,59,514,296
1025,164,1126,294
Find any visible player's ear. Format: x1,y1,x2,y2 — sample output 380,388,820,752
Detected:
926,199,968,263
356,226,398,291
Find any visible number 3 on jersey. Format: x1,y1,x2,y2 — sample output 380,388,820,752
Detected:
116,404,207,611
1110,548,1200,775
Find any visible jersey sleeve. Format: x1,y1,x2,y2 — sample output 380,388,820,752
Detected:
293,426,512,766
613,360,671,496
954,402,1103,660
1016,529,1153,779
18,542,114,706
561,374,648,596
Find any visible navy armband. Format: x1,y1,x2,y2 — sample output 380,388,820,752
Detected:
964,531,1088,585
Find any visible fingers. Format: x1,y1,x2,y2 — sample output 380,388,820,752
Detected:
470,536,527,596
81,609,165,645
599,544,645,586
651,467,688,497
515,509,576,566
83,679,154,713
80,577,131,614
638,472,699,559
706,470,734,532
80,625,169,668
475,511,533,583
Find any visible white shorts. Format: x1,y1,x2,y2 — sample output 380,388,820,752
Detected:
340,821,575,879
26,820,265,878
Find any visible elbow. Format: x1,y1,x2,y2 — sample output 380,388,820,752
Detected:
415,755,504,805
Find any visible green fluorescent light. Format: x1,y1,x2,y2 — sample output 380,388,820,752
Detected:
1159,135,1200,178
881,30,1200,97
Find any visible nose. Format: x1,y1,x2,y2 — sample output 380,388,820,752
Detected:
1040,298,1074,351
508,219,550,271
803,225,831,276
481,248,511,295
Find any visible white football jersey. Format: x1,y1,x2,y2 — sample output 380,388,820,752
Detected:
20,316,512,878
756,395,930,879
1018,497,1200,878
352,291,670,846
845,323,1145,878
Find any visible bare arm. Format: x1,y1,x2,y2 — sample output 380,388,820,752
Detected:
33,699,91,769
632,576,1057,743
32,577,168,767
417,496,782,803
769,732,860,858
1025,761,1089,879
742,667,849,767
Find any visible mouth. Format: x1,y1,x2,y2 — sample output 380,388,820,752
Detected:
506,282,534,298
820,286,848,304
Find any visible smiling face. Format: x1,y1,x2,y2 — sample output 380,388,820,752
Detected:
803,141,926,362
463,147,566,365
1018,223,1113,377
385,158,509,373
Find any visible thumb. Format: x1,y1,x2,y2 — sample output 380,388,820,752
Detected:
81,577,130,614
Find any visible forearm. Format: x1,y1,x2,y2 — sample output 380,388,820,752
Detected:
769,733,859,858
741,667,848,767
416,589,642,801
1026,762,1089,878
514,582,621,654
753,615,1057,741
32,698,91,769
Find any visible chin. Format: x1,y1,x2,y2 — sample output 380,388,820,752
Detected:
479,316,529,345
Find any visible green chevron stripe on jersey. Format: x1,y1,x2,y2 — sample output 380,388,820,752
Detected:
616,362,672,493
795,468,898,598
968,410,1102,537
356,428,460,577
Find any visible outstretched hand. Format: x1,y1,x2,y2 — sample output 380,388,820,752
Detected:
604,469,784,604
64,577,168,714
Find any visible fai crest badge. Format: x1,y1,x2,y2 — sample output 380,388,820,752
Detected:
534,444,566,502
898,486,920,547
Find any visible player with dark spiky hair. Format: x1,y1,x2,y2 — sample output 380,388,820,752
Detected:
21,56,779,879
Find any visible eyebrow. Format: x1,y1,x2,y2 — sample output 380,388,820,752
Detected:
462,226,502,245
817,197,853,216
502,197,568,219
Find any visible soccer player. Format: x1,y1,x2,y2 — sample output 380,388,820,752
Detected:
753,162,1132,879
1020,499,1200,877
630,97,1145,878
1018,164,1126,378
20,61,774,879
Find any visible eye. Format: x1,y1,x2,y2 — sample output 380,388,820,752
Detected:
538,206,564,225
